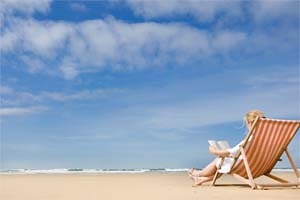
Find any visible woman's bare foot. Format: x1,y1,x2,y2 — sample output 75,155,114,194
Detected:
191,176,212,187
188,168,202,177
188,168,195,177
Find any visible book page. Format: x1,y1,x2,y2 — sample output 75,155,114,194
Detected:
208,140,230,150
217,141,230,150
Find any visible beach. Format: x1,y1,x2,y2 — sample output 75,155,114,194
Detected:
1,172,299,200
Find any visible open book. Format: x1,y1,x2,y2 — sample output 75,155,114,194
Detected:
208,140,231,150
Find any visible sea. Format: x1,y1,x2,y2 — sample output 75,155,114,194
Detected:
0,168,296,175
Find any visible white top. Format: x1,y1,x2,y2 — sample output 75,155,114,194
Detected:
216,141,243,173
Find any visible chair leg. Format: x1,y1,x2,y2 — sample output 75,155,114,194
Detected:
211,157,224,186
240,147,256,189
265,173,289,183
211,171,221,186
285,148,300,180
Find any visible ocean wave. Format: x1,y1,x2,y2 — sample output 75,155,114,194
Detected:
1,168,296,175
0,168,189,174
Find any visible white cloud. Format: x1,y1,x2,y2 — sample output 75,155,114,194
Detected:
212,30,246,51
125,0,299,24
39,88,124,102
0,86,125,117
1,1,298,79
126,0,242,22
0,85,125,108
1,17,249,78
0,0,51,17
1,18,72,59
0,86,14,94
59,61,79,80
0,106,47,116
244,70,300,86
20,55,46,73
0,26,19,53
69,2,88,12
251,0,299,23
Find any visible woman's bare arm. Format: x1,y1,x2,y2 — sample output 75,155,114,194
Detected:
209,146,230,157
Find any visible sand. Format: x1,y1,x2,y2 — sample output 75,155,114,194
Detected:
1,172,299,200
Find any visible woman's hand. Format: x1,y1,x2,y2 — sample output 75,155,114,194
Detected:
209,145,230,157
209,145,217,154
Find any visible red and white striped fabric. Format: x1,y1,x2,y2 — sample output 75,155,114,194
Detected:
231,118,300,179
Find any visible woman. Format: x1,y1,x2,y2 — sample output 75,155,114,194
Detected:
189,109,265,186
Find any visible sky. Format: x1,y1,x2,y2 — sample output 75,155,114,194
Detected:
0,0,299,170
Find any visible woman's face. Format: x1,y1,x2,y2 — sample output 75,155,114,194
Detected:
246,119,253,130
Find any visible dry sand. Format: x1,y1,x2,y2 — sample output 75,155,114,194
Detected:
1,172,299,200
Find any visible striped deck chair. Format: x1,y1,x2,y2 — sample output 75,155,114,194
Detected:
211,117,300,189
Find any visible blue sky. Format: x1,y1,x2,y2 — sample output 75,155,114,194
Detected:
1,0,299,170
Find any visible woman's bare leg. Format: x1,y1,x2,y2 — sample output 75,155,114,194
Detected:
189,158,218,177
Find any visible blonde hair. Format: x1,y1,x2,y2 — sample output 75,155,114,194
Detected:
244,109,265,125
